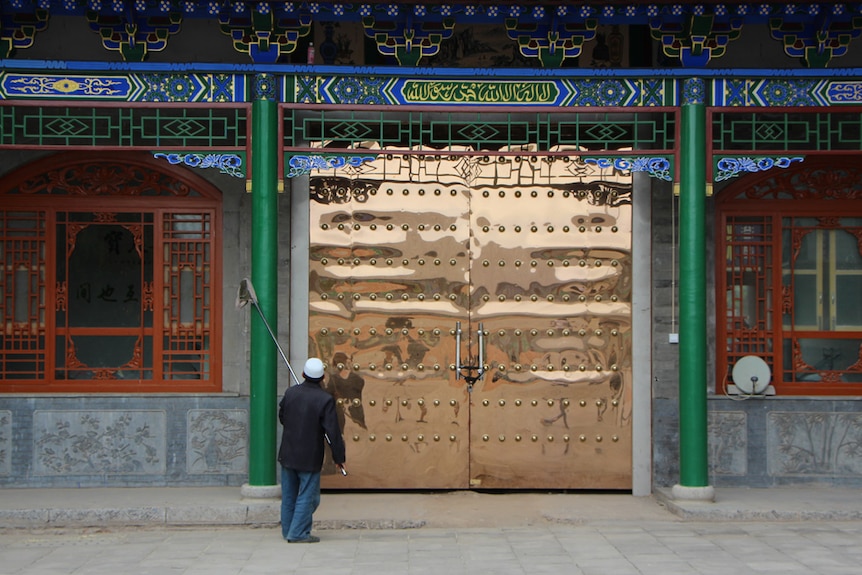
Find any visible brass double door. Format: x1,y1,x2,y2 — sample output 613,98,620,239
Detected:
310,153,632,489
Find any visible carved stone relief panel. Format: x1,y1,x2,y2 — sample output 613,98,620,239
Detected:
187,409,248,474
768,411,862,476
0,410,10,475
33,410,166,475
708,411,747,476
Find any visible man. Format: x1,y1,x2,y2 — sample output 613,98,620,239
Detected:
277,357,347,543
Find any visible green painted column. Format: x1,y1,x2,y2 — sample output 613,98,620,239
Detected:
249,74,279,487
677,77,711,493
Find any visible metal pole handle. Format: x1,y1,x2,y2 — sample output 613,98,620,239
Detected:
455,321,462,380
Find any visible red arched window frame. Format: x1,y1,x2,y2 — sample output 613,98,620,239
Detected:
716,157,862,396
0,151,222,393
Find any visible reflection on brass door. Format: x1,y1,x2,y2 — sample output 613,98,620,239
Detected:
309,154,632,489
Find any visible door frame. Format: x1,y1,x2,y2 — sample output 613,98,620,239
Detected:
289,163,654,494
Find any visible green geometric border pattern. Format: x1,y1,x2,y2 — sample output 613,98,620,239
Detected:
0,72,246,102
282,107,676,152
0,104,248,148
291,74,679,107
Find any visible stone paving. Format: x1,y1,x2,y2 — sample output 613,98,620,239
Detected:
2,487,862,574
2,521,862,575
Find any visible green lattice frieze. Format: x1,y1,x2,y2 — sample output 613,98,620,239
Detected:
0,105,246,148
285,109,676,153
712,111,862,152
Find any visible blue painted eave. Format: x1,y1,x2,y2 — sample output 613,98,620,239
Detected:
3,59,862,79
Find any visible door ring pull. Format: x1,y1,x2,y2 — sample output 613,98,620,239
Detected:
455,321,485,391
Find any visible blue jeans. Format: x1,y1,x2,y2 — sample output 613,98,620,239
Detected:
280,466,321,541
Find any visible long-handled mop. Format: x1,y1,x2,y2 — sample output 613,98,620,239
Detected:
235,277,301,386
238,278,347,475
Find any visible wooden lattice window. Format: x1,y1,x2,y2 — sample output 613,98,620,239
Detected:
717,158,862,395
0,152,221,393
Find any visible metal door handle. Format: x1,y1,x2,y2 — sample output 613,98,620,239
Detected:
455,321,485,390
455,321,462,380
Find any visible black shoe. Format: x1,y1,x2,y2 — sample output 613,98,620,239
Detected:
287,535,320,543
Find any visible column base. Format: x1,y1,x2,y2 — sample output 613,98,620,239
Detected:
671,484,715,502
241,483,281,499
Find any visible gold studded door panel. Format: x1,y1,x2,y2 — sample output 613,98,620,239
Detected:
309,153,632,490
468,160,633,489
310,156,471,489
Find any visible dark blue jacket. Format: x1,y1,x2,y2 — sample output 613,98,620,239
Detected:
277,378,346,472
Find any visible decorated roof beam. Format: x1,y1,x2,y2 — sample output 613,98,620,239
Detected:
5,2,861,25
2,2,862,67
0,7,48,58
86,8,182,62
649,7,743,66
218,2,311,63
505,12,598,68
362,4,455,66
770,7,862,68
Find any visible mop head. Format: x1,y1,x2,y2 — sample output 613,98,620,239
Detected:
235,277,256,309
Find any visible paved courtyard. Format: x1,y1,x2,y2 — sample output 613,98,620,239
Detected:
3,487,862,574
3,520,862,575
